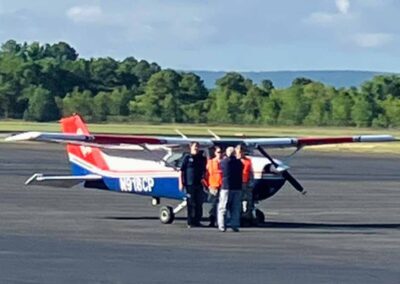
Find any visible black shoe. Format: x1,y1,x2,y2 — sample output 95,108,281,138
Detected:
232,228,240,232
209,216,216,225
208,222,215,227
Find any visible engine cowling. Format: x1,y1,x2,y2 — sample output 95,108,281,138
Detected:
250,156,286,201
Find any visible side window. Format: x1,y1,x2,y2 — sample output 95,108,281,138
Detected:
165,152,188,169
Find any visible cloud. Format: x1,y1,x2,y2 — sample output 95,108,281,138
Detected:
117,1,217,48
66,5,103,23
304,1,353,26
303,2,397,50
352,33,393,48
336,0,350,14
306,12,337,25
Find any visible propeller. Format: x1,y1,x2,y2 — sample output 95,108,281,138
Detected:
256,145,305,194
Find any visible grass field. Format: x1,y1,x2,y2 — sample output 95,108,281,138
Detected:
1,120,400,153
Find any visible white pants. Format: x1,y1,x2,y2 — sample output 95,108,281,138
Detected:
218,189,242,230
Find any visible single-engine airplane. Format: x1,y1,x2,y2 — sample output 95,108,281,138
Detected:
5,114,398,224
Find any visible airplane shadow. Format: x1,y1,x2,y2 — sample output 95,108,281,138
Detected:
102,217,400,230
257,221,400,230
103,216,187,221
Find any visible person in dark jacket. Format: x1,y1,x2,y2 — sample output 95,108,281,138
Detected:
179,141,207,228
218,146,243,232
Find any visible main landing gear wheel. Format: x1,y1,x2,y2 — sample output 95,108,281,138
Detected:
159,206,175,224
255,209,265,224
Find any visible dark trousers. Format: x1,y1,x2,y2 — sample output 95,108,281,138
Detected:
186,184,204,226
207,188,219,223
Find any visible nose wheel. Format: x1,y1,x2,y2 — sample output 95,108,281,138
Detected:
255,209,265,224
240,208,266,226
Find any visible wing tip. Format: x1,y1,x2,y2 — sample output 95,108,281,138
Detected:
5,132,41,142
358,135,396,142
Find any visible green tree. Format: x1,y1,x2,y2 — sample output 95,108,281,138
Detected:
0,79,16,118
179,72,208,103
351,95,374,127
260,92,281,125
292,77,313,86
331,90,354,126
227,91,243,123
181,101,208,123
207,88,231,123
62,88,93,118
241,85,264,123
92,91,111,121
302,83,332,126
89,57,118,91
115,57,139,88
1,39,22,55
277,86,310,125
215,72,247,95
361,75,400,100
303,98,330,126
380,96,400,127
0,54,26,118
23,86,59,121
260,79,274,94
45,42,78,61
108,87,135,116
130,70,181,122
178,72,208,122
132,60,161,83
24,42,46,61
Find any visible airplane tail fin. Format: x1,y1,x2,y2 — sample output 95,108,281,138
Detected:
60,114,109,173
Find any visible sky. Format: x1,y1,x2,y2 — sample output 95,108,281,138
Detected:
0,0,399,72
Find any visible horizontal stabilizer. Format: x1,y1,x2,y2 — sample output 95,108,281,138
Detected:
25,173,102,187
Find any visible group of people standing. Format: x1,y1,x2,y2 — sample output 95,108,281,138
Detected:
179,142,253,232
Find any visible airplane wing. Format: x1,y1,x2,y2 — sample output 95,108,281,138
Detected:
241,135,398,148
25,173,102,187
6,131,397,149
5,131,214,149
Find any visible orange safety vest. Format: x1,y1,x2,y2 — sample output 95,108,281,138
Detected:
206,157,222,188
241,157,253,183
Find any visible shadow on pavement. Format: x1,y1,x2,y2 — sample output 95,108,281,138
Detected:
103,216,187,221
258,221,400,230
102,216,400,230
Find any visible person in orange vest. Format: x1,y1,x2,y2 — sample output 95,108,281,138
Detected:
205,146,223,227
235,144,254,217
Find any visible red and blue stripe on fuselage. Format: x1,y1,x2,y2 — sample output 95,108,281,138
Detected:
61,115,186,200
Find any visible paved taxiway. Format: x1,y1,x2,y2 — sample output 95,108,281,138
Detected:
0,143,399,283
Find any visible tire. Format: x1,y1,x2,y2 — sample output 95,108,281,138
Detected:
240,217,252,227
255,209,265,224
160,206,175,224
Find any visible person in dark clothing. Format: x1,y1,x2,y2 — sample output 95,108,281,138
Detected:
218,146,243,232
179,141,207,228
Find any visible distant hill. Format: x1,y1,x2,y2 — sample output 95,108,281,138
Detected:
192,70,390,89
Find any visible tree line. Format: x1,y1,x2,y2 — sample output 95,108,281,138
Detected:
1,39,400,127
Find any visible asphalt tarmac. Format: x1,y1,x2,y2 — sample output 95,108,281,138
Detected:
0,143,399,283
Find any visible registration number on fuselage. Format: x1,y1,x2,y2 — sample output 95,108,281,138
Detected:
119,177,155,193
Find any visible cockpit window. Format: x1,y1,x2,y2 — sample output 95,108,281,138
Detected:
164,152,188,168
